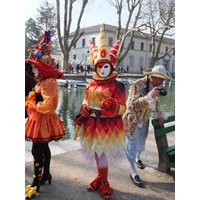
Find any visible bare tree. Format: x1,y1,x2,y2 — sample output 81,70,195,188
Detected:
56,0,88,72
138,0,175,68
107,0,143,71
107,0,175,70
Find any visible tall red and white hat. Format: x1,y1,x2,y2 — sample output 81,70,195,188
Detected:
89,24,120,74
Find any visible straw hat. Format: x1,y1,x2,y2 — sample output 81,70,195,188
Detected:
143,65,172,81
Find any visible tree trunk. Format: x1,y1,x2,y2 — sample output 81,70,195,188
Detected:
56,0,88,74
115,59,119,71
150,57,156,68
63,58,68,72
61,52,69,72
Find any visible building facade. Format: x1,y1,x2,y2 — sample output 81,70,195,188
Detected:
55,23,175,75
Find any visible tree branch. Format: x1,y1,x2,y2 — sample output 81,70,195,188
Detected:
68,0,88,50
118,0,142,62
157,46,175,60
64,0,68,49
56,0,64,54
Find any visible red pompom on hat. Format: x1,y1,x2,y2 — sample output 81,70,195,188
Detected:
25,30,63,79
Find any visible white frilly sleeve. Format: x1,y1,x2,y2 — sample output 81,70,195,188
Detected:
147,91,157,111
147,91,168,120
154,111,168,120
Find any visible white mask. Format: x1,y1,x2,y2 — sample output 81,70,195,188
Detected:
31,64,39,77
98,63,111,78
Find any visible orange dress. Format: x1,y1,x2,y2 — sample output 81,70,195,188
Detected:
25,78,65,143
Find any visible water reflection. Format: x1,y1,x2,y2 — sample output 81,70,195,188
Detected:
57,87,86,140
158,83,175,116
57,83,175,140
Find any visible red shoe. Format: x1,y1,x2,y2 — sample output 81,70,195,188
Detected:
87,176,101,191
98,181,113,200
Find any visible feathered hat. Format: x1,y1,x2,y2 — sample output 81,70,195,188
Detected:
25,31,63,79
89,24,120,74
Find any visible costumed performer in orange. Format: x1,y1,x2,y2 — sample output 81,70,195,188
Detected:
25,31,65,199
74,25,126,200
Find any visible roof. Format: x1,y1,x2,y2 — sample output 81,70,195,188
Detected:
69,23,175,44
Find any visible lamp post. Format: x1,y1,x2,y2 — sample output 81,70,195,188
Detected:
85,50,90,76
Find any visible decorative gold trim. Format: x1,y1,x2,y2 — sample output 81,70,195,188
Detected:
43,125,47,130
35,163,39,167
93,71,118,84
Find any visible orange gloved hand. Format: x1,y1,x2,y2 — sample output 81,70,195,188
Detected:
26,101,40,121
27,100,36,111
25,91,36,109
100,100,113,110
81,104,90,117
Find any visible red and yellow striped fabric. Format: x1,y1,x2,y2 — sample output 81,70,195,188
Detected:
77,79,126,165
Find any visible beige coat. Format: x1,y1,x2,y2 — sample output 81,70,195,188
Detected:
123,77,163,140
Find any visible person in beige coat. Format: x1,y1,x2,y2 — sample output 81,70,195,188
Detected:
123,65,171,187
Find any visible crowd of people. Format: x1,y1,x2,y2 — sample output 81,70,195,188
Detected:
25,27,172,200
68,62,93,74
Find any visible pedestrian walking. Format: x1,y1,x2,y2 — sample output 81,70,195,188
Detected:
25,73,36,118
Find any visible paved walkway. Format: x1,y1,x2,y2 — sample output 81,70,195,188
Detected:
25,123,175,200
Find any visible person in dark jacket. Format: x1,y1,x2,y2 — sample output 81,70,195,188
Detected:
25,73,36,118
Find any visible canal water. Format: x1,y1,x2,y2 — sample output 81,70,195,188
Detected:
25,81,175,149
57,82,175,140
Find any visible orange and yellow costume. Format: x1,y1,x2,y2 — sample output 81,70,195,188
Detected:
79,77,126,164
74,25,126,200
25,78,65,143
25,31,65,199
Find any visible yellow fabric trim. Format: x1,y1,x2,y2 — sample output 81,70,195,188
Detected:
93,71,118,83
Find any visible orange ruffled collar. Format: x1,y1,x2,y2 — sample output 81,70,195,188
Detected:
92,71,118,84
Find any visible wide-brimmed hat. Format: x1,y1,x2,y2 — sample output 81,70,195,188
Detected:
143,65,171,81
25,31,63,79
25,58,63,79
